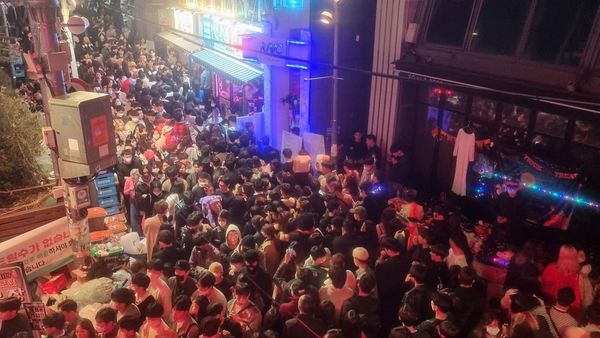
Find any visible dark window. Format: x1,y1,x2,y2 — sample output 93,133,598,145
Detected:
444,90,467,112
570,143,600,164
471,0,531,55
502,104,530,129
535,112,568,138
426,0,475,46
426,106,439,125
573,120,600,148
525,0,599,66
531,134,564,162
471,96,497,121
441,110,465,135
497,125,528,149
421,87,442,105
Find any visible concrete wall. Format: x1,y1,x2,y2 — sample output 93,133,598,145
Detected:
366,0,415,160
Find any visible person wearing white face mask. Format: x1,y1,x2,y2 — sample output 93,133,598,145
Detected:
116,149,143,214
468,310,507,338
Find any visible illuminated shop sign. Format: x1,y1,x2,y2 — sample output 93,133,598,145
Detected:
174,9,196,34
242,34,311,69
242,35,287,67
201,15,263,59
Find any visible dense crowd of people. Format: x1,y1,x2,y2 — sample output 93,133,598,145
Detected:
5,1,600,338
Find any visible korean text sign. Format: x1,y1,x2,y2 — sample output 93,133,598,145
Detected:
0,217,73,281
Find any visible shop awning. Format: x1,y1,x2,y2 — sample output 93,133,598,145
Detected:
155,31,202,54
191,49,263,84
393,59,600,116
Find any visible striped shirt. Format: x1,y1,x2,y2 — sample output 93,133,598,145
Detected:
549,306,578,334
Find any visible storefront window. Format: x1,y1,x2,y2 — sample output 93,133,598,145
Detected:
535,112,568,138
426,106,439,127
471,0,531,55
210,72,264,116
531,134,564,162
497,126,528,149
502,104,530,129
524,0,599,66
215,75,231,101
471,96,497,121
469,121,494,139
570,143,600,164
573,120,600,148
444,90,467,112
426,0,475,47
442,110,465,135
420,87,442,105
426,105,461,133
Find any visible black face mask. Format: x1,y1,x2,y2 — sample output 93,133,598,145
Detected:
175,275,186,283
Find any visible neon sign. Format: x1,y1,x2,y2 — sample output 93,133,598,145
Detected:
260,42,286,56
201,15,263,59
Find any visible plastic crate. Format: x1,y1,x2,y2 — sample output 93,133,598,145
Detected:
104,206,121,216
97,185,118,198
95,174,116,188
98,195,119,208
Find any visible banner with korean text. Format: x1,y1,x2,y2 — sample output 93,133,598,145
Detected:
0,217,73,281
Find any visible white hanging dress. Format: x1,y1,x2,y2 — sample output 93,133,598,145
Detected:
451,128,475,196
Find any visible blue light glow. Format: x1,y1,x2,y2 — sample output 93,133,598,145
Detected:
287,39,310,46
285,63,309,70
277,0,304,9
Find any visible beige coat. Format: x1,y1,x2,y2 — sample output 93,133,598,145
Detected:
144,214,162,261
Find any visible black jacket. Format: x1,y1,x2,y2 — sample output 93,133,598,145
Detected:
375,254,411,332
284,313,327,338
0,314,32,338
153,246,187,267
341,294,381,338
402,285,434,324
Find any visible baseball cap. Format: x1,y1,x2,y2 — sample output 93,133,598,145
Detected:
289,280,306,296
174,260,191,271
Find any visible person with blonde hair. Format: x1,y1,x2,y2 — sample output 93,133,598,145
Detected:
209,261,233,300
541,245,582,311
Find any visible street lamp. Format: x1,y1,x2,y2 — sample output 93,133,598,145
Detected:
320,0,341,165
320,10,334,24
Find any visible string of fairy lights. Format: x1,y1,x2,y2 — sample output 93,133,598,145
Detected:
473,172,600,209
